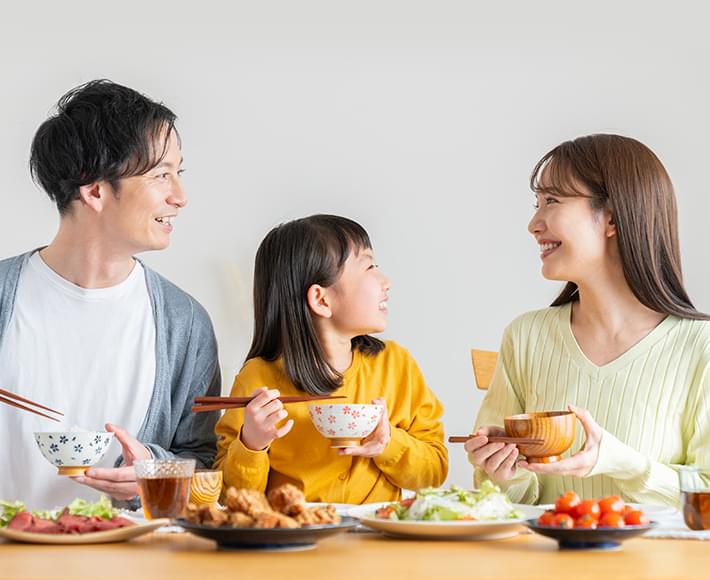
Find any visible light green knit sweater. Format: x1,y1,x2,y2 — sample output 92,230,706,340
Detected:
473,303,710,507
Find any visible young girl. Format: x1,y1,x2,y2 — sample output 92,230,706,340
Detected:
214,214,447,503
467,134,710,507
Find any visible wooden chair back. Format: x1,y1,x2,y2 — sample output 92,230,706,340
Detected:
470,349,498,390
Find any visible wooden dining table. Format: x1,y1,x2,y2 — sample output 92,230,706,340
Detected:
2,528,708,580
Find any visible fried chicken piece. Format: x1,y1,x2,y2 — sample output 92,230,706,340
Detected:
185,503,200,523
267,483,307,516
224,487,272,517
228,511,255,527
254,511,299,529
185,502,229,527
295,505,341,526
202,504,229,527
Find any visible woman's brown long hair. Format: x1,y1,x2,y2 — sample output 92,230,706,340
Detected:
530,134,709,320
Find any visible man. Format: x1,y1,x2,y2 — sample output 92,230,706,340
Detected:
0,80,221,508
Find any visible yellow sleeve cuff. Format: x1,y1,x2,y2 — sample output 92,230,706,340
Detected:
374,427,408,468
221,428,271,490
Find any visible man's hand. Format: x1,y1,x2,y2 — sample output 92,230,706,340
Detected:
73,423,151,500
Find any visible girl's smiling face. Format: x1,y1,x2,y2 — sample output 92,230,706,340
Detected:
327,247,391,337
528,185,616,284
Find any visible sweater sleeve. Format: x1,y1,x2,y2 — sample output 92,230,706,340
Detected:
471,325,540,504
143,302,221,468
373,353,448,490
213,375,271,491
588,361,710,507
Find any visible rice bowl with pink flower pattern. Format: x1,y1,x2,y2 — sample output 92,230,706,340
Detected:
308,403,384,448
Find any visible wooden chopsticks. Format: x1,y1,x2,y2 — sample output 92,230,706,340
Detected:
0,389,64,422
192,394,347,413
448,435,544,445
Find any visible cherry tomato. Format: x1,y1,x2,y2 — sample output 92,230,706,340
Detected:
598,512,626,528
399,498,415,509
555,491,581,515
552,513,575,528
375,506,395,519
574,499,601,520
621,504,634,518
624,510,650,526
599,495,625,516
574,514,598,529
537,510,556,526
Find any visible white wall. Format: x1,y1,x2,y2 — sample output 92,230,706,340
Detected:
2,1,709,488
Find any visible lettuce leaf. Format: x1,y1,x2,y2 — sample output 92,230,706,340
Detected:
0,500,26,527
423,504,463,521
66,496,118,520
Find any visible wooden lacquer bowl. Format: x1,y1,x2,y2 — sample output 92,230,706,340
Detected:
504,411,576,463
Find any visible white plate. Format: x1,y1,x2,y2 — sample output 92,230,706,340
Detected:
348,503,543,540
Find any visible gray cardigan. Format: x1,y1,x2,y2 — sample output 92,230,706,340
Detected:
0,251,221,480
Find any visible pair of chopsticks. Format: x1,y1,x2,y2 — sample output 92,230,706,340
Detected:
0,388,64,422
192,394,347,413
448,435,544,445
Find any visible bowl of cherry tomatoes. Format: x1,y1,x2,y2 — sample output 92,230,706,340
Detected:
526,491,656,550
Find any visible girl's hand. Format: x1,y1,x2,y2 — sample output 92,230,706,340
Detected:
240,387,294,451
339,398,391,458
518,405,601,477
465,426,519,481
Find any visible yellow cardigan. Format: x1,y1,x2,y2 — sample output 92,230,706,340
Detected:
214,341,448,503
473,303,710,507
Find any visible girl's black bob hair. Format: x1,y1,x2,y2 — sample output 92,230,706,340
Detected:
246,214,385,395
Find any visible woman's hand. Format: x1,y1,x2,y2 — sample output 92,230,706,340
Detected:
465,426,519,481
518,405,602,477
73,423,151,500
240,387,294,451
338,398,391,458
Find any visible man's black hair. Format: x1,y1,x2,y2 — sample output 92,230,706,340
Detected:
29,79,177,214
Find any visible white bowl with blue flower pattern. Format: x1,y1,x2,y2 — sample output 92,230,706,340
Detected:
34,430,114,476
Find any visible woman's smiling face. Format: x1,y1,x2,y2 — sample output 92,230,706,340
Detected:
528,182,615,284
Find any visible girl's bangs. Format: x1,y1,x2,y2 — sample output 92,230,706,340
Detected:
326,219,373,269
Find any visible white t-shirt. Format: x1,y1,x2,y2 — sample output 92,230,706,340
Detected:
0,252,156,508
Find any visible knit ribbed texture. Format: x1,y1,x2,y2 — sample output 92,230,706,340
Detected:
473,303,710,507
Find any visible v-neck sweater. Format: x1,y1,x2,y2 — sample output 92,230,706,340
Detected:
472,303,710,507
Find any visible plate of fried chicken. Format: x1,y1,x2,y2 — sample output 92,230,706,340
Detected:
176,484,357,550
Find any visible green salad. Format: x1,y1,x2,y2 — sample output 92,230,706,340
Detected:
375,481,522,522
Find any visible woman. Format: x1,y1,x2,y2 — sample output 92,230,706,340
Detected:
467,134,710,507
